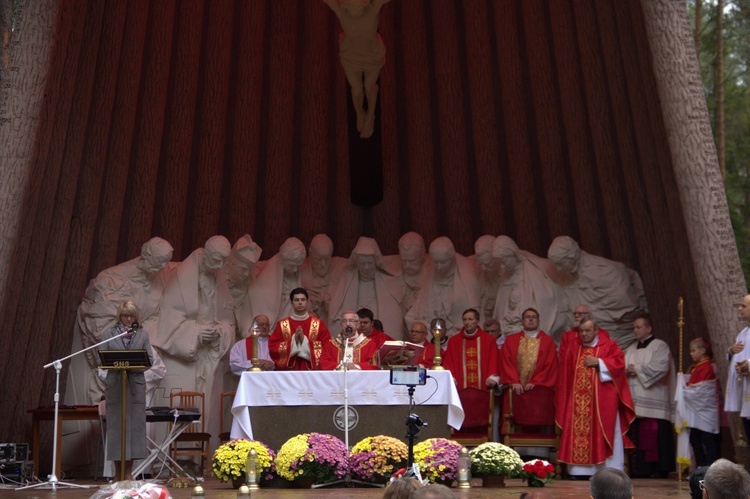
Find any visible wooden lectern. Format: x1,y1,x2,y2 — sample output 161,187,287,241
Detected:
98,350,151,481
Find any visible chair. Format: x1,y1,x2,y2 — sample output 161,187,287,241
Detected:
451,388,494,446
501,387,559,468
169,391,211,476
219,391,236,442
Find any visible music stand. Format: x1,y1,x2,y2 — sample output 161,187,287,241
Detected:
99,349,151,481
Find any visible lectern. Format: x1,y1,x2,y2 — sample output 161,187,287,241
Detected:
98,350,151,481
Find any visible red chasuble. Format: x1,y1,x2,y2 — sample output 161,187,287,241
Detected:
499,330,558,387
442,328,499,389
318,335,381,370
269,316,331,370
555,333,635,465
418,341,437,368
366,328,393,349
687,359,716,385
559,327,611,358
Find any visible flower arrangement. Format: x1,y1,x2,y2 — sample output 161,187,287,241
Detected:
468,442,523,477
520,459,556,487
212,439,276,482
413,438,462,484
275,433,349,484
350,435,409,484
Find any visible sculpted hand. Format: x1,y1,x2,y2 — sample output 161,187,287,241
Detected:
199,328,220,344
583,357,599,369
511,383,524,395
730,342,745,355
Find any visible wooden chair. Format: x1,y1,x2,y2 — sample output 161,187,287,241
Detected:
169,391,211,476
219,391,236,442
451,387,494,447
501,387,559,469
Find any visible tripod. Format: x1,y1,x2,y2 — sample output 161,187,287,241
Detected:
16,330,132,491
403,385,426,480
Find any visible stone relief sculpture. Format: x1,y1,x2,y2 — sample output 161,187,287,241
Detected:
328,236,405,338
322,0,392,138
300,234,346,324
547,235,648,349
246,237,306,328
225,235,263,336
405,237,480,337
152,235,235,443
383,231,431,317
75,237,175,402
473,235,501,321
491,236,566,340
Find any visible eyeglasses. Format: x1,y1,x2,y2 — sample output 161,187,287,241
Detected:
341,319,360,324
523,315,539,320
408,329,427,334
699,480,705,490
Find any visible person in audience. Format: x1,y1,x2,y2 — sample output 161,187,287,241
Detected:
589,467,633,499
381,476,423,498
556,318,635,478
268,288,331,370
624,313,676,478
411,483,457,498
701,458,750,499
229,314,274,374
319,310,380,370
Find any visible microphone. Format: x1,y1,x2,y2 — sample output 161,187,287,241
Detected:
345,326,353,335
130,321,140,333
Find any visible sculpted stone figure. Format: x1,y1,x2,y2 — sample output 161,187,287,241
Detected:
225,235,262,335
322,0,392,138
385,231,430,316
492,236,566,340
405,237,480,338
329,237,405,339
246,237,307,328
75,237,174,402
547,235,648,349
300,234,346,324
473,235,501,320
153,235,235,444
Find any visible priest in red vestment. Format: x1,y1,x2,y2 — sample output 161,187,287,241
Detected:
408,321,437,368
269,288,331,370
556,318,635,476
558,304,610,357
443,309,500,388
499,308,557,413
319,310,380,370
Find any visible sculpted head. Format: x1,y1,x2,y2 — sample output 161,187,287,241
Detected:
341,0,369,16
202,235,231,272
429,237,456,278
573,304,592,327
399,232,426,277
227,235,262,286
351,237,382,280
138,237,174,275
309,234,334,278
474,235,498,273
279,237,306,275
547,236,582,276
491,236,521,274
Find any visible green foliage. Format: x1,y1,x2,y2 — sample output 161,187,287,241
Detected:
689,0,750,287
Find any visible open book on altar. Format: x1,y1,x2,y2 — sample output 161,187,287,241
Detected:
378,341,425,367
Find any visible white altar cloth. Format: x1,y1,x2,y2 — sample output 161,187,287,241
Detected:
230,370,464,440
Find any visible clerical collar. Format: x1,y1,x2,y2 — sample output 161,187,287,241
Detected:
583,336,599,347
637,335,654,349
291,312,309,321
523,330,540,338
258,336,269,342
464,328,479,337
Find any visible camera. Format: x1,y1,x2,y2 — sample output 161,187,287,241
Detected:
390,366,427,386
407,413,426,428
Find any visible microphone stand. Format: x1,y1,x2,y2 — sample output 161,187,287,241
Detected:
314,330,379,488
17,328,134,491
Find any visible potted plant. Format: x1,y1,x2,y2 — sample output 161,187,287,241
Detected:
212,439,276,488
350,435,409,484
413,438,463,485
468,442,523,487
275,433,349,487
520,459,556,487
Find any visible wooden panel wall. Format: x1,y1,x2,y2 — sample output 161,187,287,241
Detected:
0,0,707,455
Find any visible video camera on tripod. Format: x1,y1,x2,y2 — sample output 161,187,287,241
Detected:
390,366,429,480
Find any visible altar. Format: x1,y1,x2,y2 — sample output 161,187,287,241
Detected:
230,370,463,449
